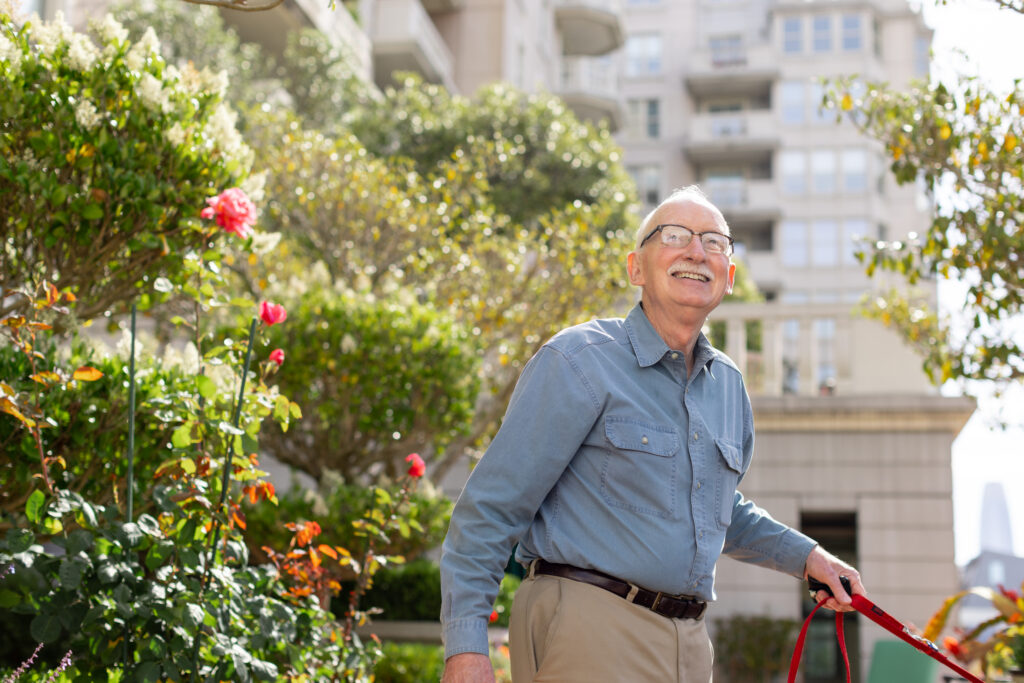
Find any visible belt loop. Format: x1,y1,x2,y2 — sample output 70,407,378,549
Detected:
625,583,640,603
528,559,538,579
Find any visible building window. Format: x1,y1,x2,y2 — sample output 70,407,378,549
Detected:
705,171,746,208
841,14,862,51
626,98,660,139
814,318,837,392
780,151,806,196
780,220,809,267
782,17,802,54
811,150,835,195
710,35,745,66
626,34,663,77
812,219,839,266
812,15,832,53
19,0,42,15
842,218,869,265
780,80,804,124
840,148,867,193
915,35,931,78
628,164,662,207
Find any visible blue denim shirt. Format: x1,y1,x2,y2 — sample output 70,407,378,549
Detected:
440,304,816,658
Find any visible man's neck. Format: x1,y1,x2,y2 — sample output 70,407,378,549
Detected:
640,302,705,372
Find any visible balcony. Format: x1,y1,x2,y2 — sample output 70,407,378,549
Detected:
684,42,778,99
703,177,779,221
683,110,778,165
370,0,455,90
555,0,625,57
557,56,624,132
219,0,371,81
707,302,937,397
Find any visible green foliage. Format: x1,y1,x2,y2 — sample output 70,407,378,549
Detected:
255,286,481,480
371,642,445,683
245,473,452,572
347,73,636,228
0,339,181,524
713,614,800,682
354,558,441,622
0,12,253,323
826,71,1024,390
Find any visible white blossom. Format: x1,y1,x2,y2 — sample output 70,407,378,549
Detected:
91,14,128,46
74,98,101,130
165,122,187,147
124,27,159,72
239,170,267,204
0,31,22,75
31,12,72,58
250,231,282,257
136,72,170,113
203,102,251,165
66,33,98,71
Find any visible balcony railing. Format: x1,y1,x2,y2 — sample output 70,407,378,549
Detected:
707,302,936,397
371,0,455,90
684,110,778,163
703,177,778,216
557,56,623,131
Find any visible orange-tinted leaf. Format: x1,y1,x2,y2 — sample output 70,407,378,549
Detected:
309,547,321,568
1,316,26,328
73,366,103,382
924,590,968,641
63,290,77,303
30,371,61,386
0,398,36,427
317,544,338,560
231,510,246,530
47,283,59,305
28,322,53,331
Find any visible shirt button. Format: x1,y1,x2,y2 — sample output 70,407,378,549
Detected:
671,352,679,360
696,481,701,489
641,436,649,445
693,432,699,440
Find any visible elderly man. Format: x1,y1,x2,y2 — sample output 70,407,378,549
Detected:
440,187,865,682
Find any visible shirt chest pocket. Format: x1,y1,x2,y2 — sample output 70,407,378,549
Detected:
600,417,680,519
714,438,745,527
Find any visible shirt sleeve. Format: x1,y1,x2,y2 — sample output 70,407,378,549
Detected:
720,381,816,577
439,344,601,659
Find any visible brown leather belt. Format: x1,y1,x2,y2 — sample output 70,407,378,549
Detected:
533,559,707,621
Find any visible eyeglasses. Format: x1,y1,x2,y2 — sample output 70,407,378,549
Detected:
639,224,734,256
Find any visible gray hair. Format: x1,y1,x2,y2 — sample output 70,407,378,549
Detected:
633,185,730,249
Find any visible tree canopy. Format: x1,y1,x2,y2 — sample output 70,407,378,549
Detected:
827,18,1024,393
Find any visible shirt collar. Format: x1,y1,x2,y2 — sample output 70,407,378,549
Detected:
625,303,718,378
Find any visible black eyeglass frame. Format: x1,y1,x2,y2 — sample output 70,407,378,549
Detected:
638,223,735,256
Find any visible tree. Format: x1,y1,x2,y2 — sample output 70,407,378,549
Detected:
826,23,1024,393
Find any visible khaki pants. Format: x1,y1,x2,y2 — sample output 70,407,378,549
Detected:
509,572,714,683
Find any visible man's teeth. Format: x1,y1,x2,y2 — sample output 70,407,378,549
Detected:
673,271,708,282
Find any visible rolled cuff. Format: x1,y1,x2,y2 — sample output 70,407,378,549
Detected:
443,618,491,660
778,530,818,579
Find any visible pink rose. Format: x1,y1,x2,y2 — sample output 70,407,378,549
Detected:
405,453,426,478
201,188,256,239
269,348,285,366
259,301,287,326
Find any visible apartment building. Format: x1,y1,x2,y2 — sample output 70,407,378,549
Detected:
22,0,974,677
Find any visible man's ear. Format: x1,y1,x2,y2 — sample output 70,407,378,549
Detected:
726,261,736,295
627,251,645,287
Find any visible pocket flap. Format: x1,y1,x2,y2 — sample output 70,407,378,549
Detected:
605,417,680,457
715,438,744,473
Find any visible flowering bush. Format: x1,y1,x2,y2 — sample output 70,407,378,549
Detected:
927,579,1024,677
0,10,257,323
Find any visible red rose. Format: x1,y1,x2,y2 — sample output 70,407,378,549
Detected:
269,348,285,366
259,301,287,326
405,453,426,478
200,188,256,239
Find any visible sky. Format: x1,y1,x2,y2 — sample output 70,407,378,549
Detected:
919,0,1024,566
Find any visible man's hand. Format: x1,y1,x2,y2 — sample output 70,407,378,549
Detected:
442,652,496,683
804,545,866,613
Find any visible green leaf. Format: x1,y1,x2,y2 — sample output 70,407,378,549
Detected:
5,528,34,553
136,661,162,683
42,517,63,535
25,489,45,524
30,613,62,643
196,374,217,400
0,589,20,609
137,514,161,537
183,603,204,629
58,557,85,590
171,423,193,448
122,522,143,547
81,203,104,220
250,659,278,681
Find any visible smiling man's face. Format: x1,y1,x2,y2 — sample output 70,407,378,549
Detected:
627,198,736,325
